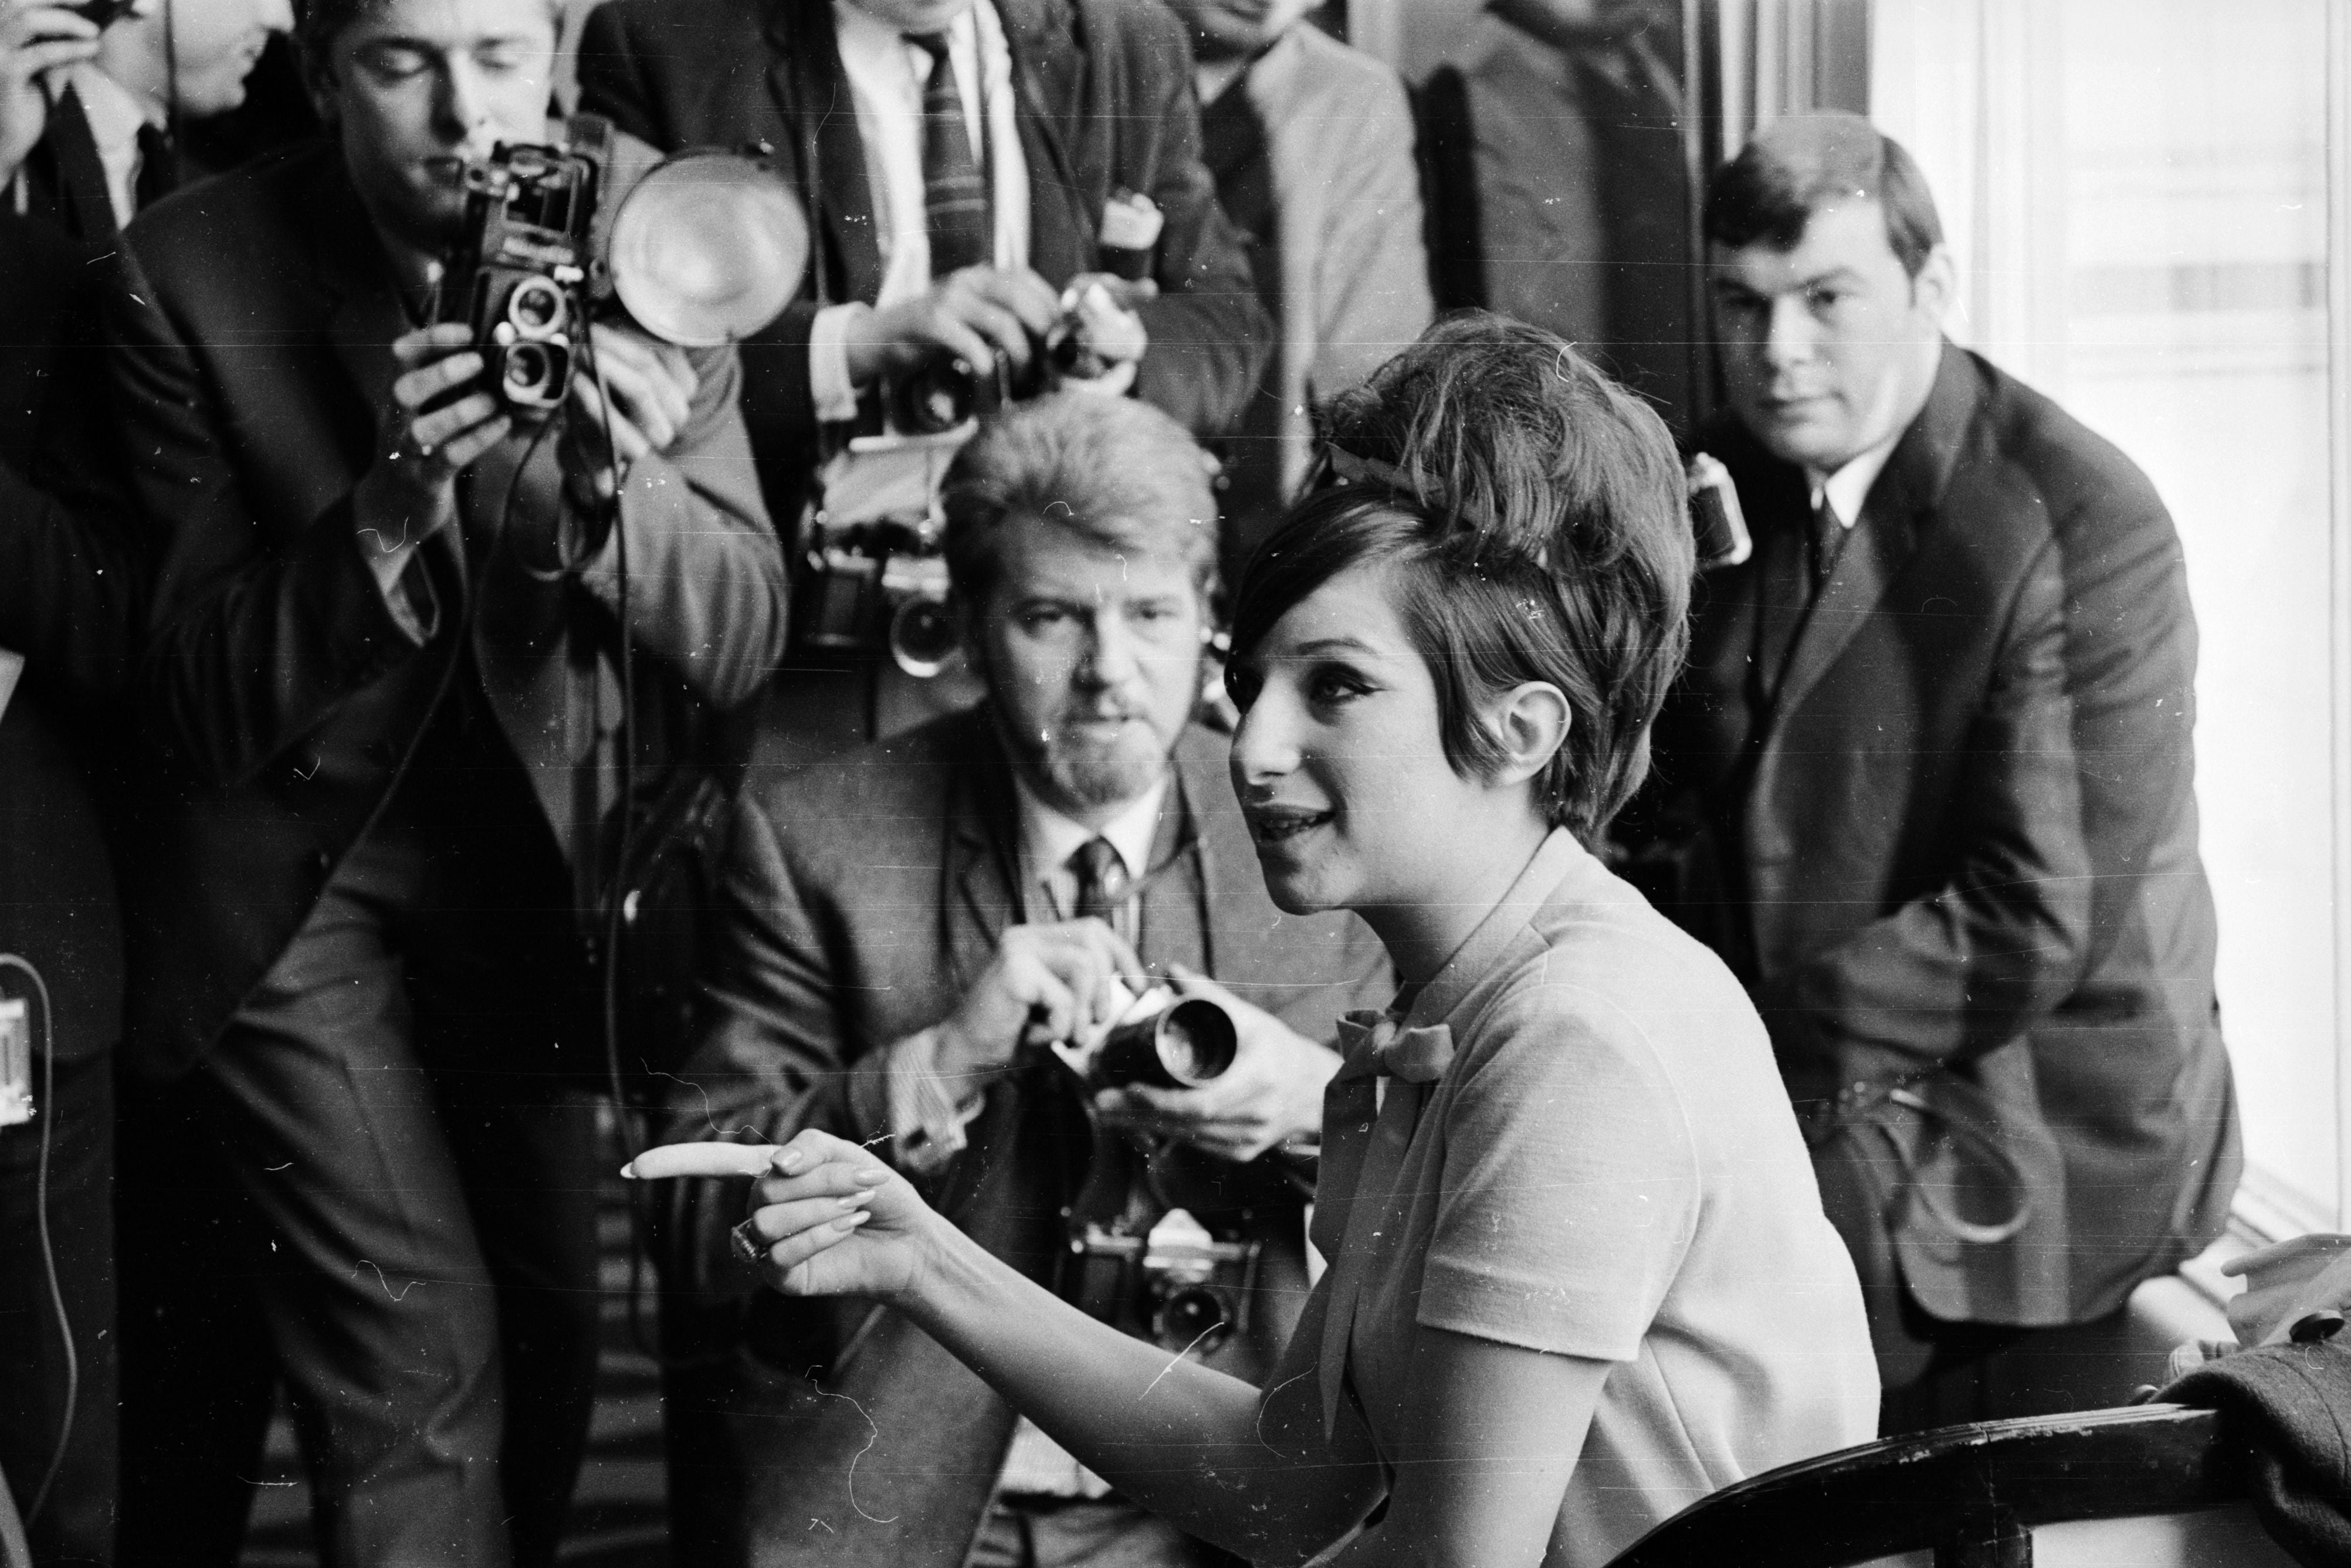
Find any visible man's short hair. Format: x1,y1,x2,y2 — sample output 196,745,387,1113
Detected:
1705,111,1945,278
941,392,1221,611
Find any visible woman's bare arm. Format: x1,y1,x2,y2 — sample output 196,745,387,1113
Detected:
723,1130,1388,1563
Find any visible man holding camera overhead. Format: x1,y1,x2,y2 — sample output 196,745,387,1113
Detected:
578,0,1271,756
100,0,788,1558
645,391,1387,1568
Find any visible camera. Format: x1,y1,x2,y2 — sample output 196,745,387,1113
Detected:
882,312,1115,438
1090,998,1237,1092
438,120,611,417
797,294,1124,671
1061,1207,1262,1356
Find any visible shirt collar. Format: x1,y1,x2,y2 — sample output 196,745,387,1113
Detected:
1014,770,1170,888
1808,424,1905,533
1402,828,1588,1030
833,0,978,57
66,64,164,156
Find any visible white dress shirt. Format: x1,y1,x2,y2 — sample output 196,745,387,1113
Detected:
809,0,1031,421
64,65,163,230
1808,425,1904,533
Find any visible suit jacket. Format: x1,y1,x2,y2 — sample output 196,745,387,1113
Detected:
662,706,1390,1564
1634,345,2240,1345
104,140,790,1078
0,97,152,1065
575,0,1271,525
1205,24,1432,566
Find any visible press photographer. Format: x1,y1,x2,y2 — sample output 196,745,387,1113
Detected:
577,0,1271,760
99,0,788,1559
643,391,1388,1568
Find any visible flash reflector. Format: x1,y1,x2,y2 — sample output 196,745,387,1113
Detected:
610,153,809,348
1,998,31,1127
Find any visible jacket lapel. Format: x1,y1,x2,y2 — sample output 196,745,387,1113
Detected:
767,0,884,305
944,714,1022,993
42,89,118,244
1000,0,1094,282
1767,346,1979,729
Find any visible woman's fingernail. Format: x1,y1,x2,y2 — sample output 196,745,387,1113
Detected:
838,1191,873,1211
774,1148,807,1175
853,1166,887,1187
834,1210,872,1232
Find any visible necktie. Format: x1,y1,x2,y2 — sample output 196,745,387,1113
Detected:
905,31,990,279
1315,1010,1456,1438
133,122,177,214
1808,491,1847,596
1068,837,1132,944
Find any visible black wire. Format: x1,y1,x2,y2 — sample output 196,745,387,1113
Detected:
0,954,71,1526
571,324,673,1364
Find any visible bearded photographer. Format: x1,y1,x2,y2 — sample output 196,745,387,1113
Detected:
98,0,787,1558
641,391,1387,1568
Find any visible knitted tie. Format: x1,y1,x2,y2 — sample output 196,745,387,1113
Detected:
1068,837,1132,945
1808,491,1847,595
906,31,990,279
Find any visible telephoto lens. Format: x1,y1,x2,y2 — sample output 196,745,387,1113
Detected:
1092,999,1237,1092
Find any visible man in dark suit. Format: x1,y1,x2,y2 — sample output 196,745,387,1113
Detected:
575,0,1270,763
577,0,1267,509
100,0,788,1558
0,1,286,1558
1630,114,2240,1431
647,391,1388,1568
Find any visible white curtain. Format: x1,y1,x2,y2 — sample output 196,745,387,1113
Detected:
1869,0,2071,394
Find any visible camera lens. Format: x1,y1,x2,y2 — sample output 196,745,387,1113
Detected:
506,276,569,338
889,596,958,680
500,341,568,409
1153,1285,1233,1356
889,356,978,436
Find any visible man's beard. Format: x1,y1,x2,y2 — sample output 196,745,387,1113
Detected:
997,701,1179,813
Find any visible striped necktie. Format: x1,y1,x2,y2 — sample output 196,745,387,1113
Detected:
905,31,990,279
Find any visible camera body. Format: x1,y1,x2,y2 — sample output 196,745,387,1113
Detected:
882,313,1112,438
1061,1207,1262,1357
797,305,1117,672
438,119,614,418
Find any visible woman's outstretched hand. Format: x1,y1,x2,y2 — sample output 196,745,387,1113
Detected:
733,1129,938,1305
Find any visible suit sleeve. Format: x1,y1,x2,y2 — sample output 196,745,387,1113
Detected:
1305,70,1434,400
573,344,788,710
1125,23,1272,438
0,465,149,712
1769,538,2095,1102
109,242,432,787
672,788,880,1152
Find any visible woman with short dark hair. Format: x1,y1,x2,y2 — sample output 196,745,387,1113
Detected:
640,314,1878,1567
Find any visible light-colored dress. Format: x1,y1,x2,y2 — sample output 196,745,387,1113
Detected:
1300,829,1878,1564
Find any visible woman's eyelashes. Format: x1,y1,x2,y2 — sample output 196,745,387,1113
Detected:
1305,662,1377,709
